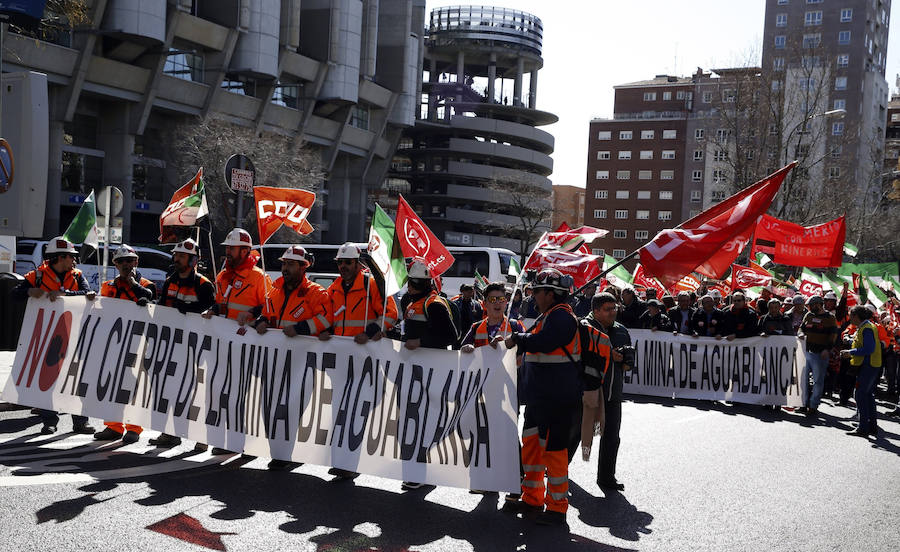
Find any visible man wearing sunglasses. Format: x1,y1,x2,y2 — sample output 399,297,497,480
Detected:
503,268,580,525
461,282,524,352
12,237,97,435
93,244,157,444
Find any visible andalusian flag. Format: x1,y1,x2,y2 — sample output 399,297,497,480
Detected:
159,168,209,242
604,254,633,288
367,204,407,296
474,268,487,292
62,190,99,249
867,277,887,308
843,242,859,257
755,251,773,267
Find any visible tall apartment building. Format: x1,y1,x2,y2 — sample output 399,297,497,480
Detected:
0,0,424,244
550,185,585,230
386,6,555,255
761,0,891,205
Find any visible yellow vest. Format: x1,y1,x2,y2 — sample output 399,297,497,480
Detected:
850,320,882,368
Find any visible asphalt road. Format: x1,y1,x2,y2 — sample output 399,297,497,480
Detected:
1,351,898,552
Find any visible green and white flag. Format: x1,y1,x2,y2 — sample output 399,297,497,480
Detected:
800,267,821,286
755,251,773,267
62,190,99,249
367,204,407,296
508,257,521,278
867,277,887,308
843,242,858,257
822,272,845,295
159,168,208,241
604,254,633,288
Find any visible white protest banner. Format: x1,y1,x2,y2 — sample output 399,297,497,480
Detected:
623,330,808,406
1,297,521,492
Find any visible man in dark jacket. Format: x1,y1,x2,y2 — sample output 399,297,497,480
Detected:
453,283,483,344
617,287,646,329
759,298,794,336
690,295,727,337
723,292,759,339
585,292,633,491
638,299,673,331
668,291,695,334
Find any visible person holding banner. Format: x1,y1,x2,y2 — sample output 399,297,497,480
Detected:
11,237,97,436
201,228,271,326
690,295,727,338
798,296,838,416
723,292,759,340
149,238,215,449
617,288,646,329
502,268,581,525
638,299,673,332
461,282,525,352
668,291,695,335
93,245,157,444
841,306,884,437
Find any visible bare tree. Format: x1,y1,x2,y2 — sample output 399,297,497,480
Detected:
485,176,552,255
166,116,325,244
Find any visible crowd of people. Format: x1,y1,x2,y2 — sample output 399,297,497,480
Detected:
9,231,899,526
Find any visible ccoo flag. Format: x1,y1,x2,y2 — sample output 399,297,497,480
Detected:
367,204,408,296
253,186,316,244
62,190,99,249
159,168,209,242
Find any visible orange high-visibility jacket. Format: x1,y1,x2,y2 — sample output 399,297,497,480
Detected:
214,264,271,320
326,270,398,336
262,276,332,335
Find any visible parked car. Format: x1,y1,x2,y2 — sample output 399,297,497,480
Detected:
16,239,172,292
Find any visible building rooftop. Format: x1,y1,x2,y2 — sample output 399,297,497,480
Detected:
614,74,693,88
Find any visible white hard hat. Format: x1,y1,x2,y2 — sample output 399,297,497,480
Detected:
278,245,311,266
823,291,837,300
112,244,138,262
407,257,431,280
172,238,200,257
221,228,253,247
335,242,360,260
46,237,78,255
532,268,573,293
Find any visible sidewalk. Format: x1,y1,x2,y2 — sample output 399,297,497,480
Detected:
0,351,15,403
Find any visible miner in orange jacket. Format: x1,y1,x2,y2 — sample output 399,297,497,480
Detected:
93,245,157,444
201,228,271,325
11,237,97,436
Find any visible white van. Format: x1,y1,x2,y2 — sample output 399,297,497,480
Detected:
258,243,517,295
16,239,172,292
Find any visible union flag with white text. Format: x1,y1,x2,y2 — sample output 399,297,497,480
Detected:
253,186,316,245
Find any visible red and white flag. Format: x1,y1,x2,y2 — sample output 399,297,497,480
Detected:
731,263,774,290
633,264,666,297
523,249,602,290
668,273,702,295
254,186,316,244
395,195,455,277
639,163,795,288
536,225,608,254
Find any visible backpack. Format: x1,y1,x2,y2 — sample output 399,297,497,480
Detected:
561,319,612,391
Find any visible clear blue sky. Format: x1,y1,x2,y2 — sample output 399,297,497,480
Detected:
426,1,900,190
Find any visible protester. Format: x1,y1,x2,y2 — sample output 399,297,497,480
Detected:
453,284,484,345
660,293,675,311
758,298,794,336
841,306,883,437
573,282,597,318
462,282,524,352
503,268,580,524
617,287,646,329
690,295,726,338
509,288,524,319
797,296,838,416
786,295,807,334
11,237,97,436
93,245,157,444
668,291,695,335
638,299,673,331
149,238,215,449
723,292,759,340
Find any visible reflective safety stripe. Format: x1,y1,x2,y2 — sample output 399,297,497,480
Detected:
585,366,601,378
406,313,427,322
383,315,398,325
305,319,318,334
549,491,568,500
538,438,547,448
176,294,199,303
522,480,543,488
526,353,581,364
522,427,540,438
522,464,544,473
548,476,567,485
228,303,253,312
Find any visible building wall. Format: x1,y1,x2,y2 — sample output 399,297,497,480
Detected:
551,185,584,229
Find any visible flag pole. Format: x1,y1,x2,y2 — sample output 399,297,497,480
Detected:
571,249,641,297
503,230,549,338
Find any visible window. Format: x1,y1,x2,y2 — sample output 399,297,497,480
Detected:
659,191,673,200
638,170,653,180
635,230,649,240
594,209,607,219
660,170,674,180
597,150,611,160
596,170,609,180
595,189,608,199
802,33,821,48
838,31,850,44
695,128,705,140
615,210,628,219
164,50,205,82
615,190,630,199
773,57,785,71
832,122,844,135
722,89,736,103
616,170,631,180
598,131,611,140
661,150,676,160
592,248,605,257
663,129,677,139
693,150,704,161
619,130,633,140
834,77,848,91
658,210,672,221
830,145,842,159
806,0,822,3
643,92,657,101
637,190,651,200
690,190,702,203
799,77,816,90
711,190,727,202
776,13,787,26
272,83,300,109
804,10,822,25
836,54,849,67
746,150,755,161
716,128,730,141
778,0,788,4
713,150,728,162
662,91,672,100
801,55,820,68
713,169,728,182
640,150,654,160
828,166,841,178
636,210,650,219
771,80,782,92
618,150,632,160
692,170,703,182
349,105,369,130
613,230,627,239
689,209,701,217
612,249,626,259
702,91,713,103
676,90,685,99
840,8,852,22
641,130,655,139
775,35,786,49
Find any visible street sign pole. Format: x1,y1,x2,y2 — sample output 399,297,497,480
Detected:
101,187,111,288
236,193,244,227
224,154,256,229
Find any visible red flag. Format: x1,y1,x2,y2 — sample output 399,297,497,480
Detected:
633,264,666,297
708,280,732,298
668,273,702,295
751,214,845,267
798,278,823,297
555,222,571,232
253,186,316,245
395,195,455,277
640,163,794,288
731,263,774,290
535,225,609,253
159,168,205,243
523,249,602,289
